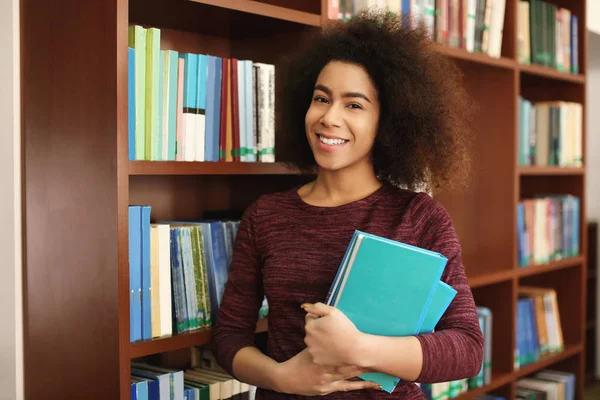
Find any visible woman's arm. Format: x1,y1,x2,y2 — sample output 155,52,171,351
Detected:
212,200,380,395
303,193,484,383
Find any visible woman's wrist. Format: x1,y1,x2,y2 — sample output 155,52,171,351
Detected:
352,332,376,370
272,360,292,394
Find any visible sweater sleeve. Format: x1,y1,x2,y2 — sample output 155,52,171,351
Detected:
410,193,485,383
212,200,265,378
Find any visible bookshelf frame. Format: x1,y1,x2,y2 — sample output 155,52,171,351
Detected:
20,0,588,399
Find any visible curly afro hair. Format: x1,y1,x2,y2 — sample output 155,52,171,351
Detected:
278,9,474,192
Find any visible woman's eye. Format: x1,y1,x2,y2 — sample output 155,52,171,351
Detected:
348,103,362,109
314,96,328,103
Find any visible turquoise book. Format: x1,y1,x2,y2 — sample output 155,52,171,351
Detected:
325,230,455,393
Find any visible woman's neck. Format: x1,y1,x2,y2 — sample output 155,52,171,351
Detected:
299,163,383,207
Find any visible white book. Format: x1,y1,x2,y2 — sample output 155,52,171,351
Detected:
245,61,256,162
488,0,505,58
573,102,582,166
238,59,247,162
157,224,172,337
466,0,477,52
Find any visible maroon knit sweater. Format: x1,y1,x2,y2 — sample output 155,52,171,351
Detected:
212,183,484,399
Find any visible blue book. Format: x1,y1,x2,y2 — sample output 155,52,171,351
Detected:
141,206,152,340
147,379,160,400
128,47,136,160
128,206,142,342
170,227,189,333
419,281,457,333
325,230,448,393
133,380,148,400
131,383,137,400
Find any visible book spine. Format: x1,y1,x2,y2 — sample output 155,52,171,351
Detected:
141,206,152,340
128,47,136,160
128,206,142,342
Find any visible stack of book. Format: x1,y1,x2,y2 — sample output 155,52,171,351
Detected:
128,25,276,163
327,0,507,59
128,205,268,343
517,195,580,268
517,0,579,73
326,230,457,393
515,287,564,368
516,369,575,399
131,358,259,400
518,98,583,167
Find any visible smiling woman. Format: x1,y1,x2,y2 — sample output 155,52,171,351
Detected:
305,61,380,174
212,9,483,400
280,10,474,193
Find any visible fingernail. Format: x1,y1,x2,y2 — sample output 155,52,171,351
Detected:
301,303,311,309
377,385,383,391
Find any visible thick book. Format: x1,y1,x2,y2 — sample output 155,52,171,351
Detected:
325,230,453,393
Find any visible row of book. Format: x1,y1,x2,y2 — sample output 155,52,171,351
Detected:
516,370,575,400
131,350,259,400
517,0,579,73
516,287,564,369
421,306,492,399
128,205,267,342
518,98,583,168
327,0,506,59
128,25,276,163
517,195,580,268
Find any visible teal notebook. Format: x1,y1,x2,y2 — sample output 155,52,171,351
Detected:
324,230,455,393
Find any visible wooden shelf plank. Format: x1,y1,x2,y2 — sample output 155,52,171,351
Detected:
516,256,584,278
434,44,516,70
187,0,322,26
454,372,514,400
130,318,268,359
129,161,304,176
453,345,583,399
518,166,585,176
519,63,585,84
513,344,583,379
468,269,514,288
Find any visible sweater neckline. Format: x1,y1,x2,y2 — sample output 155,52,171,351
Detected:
289,181,389,213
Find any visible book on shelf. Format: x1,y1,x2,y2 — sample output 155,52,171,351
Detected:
516,369,575,400
128,205,268,343
325,230,456,393
516,287,564,369
518,98,583,168
131,349,262,400
517,195,580,268
327,0,506,59
517,0,579,74
127,25,276,163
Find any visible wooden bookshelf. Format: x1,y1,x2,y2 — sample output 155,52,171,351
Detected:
519,63,586,84
129,161,302,175
20,0,588,399
519,166,586,176
130,318,268,359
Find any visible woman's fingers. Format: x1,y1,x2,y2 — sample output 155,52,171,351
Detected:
334,379,382,392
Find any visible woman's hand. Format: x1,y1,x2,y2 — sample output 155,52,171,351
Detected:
275,348,381,396
302,302,364,367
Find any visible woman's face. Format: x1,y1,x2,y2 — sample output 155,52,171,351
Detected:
304,60,380,173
